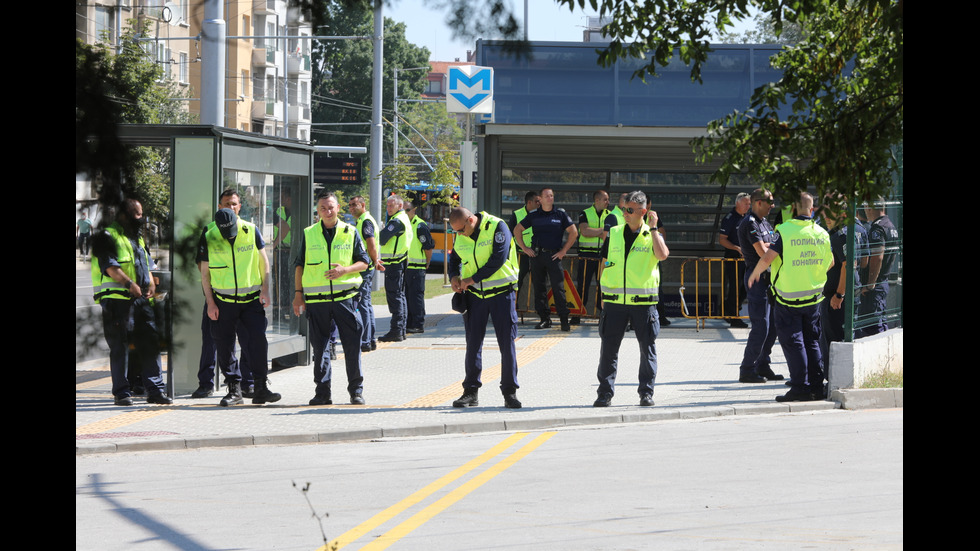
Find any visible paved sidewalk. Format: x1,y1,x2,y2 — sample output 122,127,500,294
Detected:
76,291,837,454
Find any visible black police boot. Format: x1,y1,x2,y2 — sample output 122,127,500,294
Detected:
559,315,571,332
453,389,479,407
252,381,281,404
310,382,332,405
219,382,243,407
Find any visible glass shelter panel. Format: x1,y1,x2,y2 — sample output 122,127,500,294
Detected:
221,169,305,339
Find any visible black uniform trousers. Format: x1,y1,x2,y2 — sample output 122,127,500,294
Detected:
198,303,253,389
462,290,519,393
530,252,569,320
211,299,268,385
384,261,408,334
308,298,364,397
102,297,167,399
596,302,659,397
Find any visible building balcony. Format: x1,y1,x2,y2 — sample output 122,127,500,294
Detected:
251,97,282,120
252,0,278,15
251,46,279,68
287,102,311,124
287,53,311,75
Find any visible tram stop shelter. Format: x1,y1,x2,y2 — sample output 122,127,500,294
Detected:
118,125,315,394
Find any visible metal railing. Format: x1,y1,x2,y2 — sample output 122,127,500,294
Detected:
678,257,748,330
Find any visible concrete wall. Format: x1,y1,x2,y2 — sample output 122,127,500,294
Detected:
828,328,904,391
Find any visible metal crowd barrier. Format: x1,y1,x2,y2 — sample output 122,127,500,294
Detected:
678,257,749,331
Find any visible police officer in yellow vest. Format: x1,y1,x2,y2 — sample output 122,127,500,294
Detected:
91,199,171,406
405,196,434,334
575,190,610,322
593,191,669,407
449,207,523,409
378,194,414,342
199,208,280,406
749,192,834,402
192,189,255,399
293,193,370,406
509,191,539,303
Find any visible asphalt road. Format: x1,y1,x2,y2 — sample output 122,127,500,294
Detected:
76,408,903,551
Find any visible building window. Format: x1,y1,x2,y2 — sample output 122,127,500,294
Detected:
242,70,250,97
179,52,189,84
95,6,114,43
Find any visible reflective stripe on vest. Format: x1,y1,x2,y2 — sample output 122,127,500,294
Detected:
206,219,263,303
380,210,413,265
454,212,519,299
301,221,362,303
578,205,607,254
771,219,832,307
600,223,660,305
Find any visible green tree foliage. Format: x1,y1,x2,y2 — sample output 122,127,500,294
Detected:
308,3,430,157
380,155,417,196
555,0,903,210
717,13,806,45
427,152,461,207
694,1,903,210
76,21,195,221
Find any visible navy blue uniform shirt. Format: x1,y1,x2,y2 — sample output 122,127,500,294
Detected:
518,207,573,250
737,211,775,273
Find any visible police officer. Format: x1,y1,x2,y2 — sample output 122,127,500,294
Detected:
192,189,254,399
819,200,865,376
294,193,370,406
348,195,383,352
748,192,834,402
199,208,280,406
91,199,172,406
448,207,522,409
736,188,784,383
378,194,414,342
860,201,898,335
514,188,578,331
405,196,434,334
593,191,669,407
575,190,609,323
719,192,751,328
509,191,539,306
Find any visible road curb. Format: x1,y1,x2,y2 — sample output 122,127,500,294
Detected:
831,388,903,409
75,400,842,455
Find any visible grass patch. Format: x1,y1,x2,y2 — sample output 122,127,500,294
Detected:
371,274,454,305
860,369,903,389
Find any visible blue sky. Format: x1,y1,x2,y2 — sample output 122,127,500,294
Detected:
385,1,757,62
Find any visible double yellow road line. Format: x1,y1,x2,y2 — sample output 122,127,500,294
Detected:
323,431,557,551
